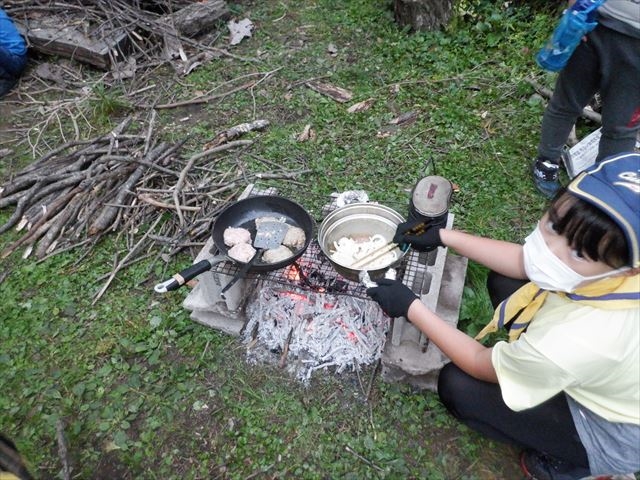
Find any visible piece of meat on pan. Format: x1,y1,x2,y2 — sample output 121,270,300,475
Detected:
228,242,256,263
223,227,252,247
282,226,306,250
262,245,293,264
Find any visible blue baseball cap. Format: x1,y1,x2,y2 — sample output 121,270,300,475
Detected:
568,152,640,268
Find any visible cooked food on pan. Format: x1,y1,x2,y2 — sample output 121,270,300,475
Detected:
223,226,252,247
262,245,294,264
228,242,257,263
330,234,398,269
222,215,303,265
282,225,306,250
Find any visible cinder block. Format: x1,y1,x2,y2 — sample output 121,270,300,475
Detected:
381,252,468,391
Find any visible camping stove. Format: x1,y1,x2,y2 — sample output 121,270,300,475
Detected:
182,185,467,390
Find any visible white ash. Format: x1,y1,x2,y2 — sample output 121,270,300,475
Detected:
243,284,389,383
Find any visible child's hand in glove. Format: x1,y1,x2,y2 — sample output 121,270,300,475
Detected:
366,279,419,318
393,220,443,252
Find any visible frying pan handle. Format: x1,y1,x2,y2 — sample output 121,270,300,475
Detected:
220,250,261,299
154,256,228,293
154,259,212,293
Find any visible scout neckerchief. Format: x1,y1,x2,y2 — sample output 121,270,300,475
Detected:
475,274,640,342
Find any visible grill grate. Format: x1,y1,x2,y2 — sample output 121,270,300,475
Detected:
209,187,435,299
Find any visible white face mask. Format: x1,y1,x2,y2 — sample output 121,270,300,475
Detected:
522,225,628,292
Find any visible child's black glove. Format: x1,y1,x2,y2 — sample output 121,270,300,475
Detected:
366,279,419,318
393,220,443,252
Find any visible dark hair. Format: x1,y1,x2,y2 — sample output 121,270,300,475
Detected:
548,190,630,268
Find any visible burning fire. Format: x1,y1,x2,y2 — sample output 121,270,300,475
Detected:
284,264,301,282
283,262,327,293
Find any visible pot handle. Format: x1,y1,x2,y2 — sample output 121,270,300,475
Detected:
154,256,227,293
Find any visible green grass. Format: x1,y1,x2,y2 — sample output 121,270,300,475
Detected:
0,0,579,478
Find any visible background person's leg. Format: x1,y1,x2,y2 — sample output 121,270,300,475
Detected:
594,28,640,161
536,37,600,163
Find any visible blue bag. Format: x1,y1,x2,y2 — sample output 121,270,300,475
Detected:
536,0,607,72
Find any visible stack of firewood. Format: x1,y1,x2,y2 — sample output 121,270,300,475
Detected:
5,0,231,71
0,115,308,262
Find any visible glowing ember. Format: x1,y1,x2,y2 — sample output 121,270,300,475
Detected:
243,283,388,383
284,264,302,282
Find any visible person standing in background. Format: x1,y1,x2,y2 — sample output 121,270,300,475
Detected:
0,7,27,98
531,0,640,197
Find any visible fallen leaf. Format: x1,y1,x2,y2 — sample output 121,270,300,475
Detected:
389,111,418,126
297,124,316,142
347,98,375,113
306,81,353,103
104,440,121,453
228,18,254,46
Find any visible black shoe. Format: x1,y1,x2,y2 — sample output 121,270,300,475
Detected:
520,450,592,480
532,158,561,198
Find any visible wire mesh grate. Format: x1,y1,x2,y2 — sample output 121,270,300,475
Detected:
210,186,433,299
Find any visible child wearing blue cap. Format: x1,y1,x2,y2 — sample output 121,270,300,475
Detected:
367,152,640,479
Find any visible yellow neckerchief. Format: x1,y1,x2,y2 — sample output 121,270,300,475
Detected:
475,274,640,342
0,474,21,480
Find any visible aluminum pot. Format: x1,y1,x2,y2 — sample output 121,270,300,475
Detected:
317,203,407,282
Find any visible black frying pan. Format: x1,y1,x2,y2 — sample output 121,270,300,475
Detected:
154,195,314,294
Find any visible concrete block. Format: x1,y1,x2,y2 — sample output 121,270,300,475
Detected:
381,252,468,391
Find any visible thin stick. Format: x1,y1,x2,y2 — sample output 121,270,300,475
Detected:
138,193,201,212
365,359,380,403
56,419,71,480
153,81,257,109
344,445,384,472
92,215,162,304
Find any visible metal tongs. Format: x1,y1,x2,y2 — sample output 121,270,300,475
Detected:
351,221,428,269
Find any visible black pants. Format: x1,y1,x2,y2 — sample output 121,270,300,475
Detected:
437,271,589,468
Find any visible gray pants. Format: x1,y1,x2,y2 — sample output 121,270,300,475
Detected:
537,24,640,163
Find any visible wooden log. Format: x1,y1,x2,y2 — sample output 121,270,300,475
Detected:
34,192,86,259
305,81,353,103
88,165,143,235
394,0,454,31
16,15,129,70
164,0,231,38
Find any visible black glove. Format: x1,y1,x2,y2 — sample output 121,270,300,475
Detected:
393,219,443,252
366,279,419,318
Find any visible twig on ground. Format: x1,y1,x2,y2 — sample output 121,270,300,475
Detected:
344,445,384,473
55,418,71,480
